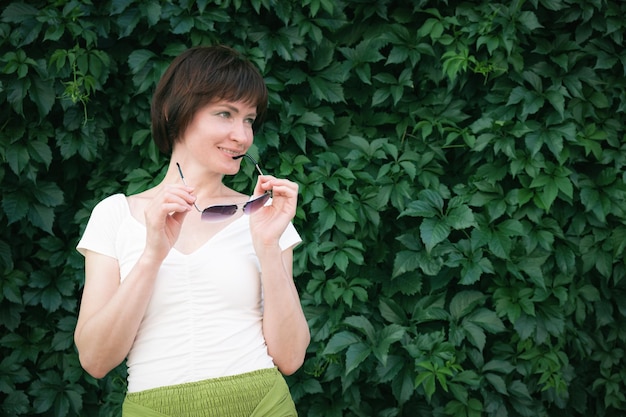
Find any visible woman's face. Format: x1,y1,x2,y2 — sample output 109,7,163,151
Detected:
180,99,258,175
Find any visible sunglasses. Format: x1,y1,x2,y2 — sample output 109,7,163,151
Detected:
176,154,271,222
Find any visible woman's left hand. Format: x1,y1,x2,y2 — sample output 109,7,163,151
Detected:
249,175,298,248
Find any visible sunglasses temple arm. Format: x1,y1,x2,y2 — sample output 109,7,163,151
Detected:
235,154,265,176
248,162,270,198
253,164,265,176
176,163,187,186
242,157,270,196
175,162,203,213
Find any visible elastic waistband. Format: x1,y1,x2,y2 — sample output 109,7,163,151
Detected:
122,367,296,417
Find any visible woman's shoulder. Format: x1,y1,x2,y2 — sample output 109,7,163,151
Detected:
88,193,130,223
102,192,127,202
92,193,128,210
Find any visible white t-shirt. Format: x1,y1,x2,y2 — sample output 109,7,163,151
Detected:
77,193,302,393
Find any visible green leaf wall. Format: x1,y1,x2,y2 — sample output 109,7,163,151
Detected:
1,1,625,416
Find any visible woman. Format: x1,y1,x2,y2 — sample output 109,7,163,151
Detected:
74,45,310,417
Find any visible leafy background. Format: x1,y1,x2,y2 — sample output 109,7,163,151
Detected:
1,0,626,416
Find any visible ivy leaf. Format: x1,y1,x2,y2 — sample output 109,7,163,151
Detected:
420,217,450,253
296,111,325,127
446,205,475,230
392,250,420,278
116,8,141,38
1,391,30,415
0,239,13,270
1,3,38,23
450,291,485,320
2,274,22,304
540,129,564,162
41,285,63,312
514,314,537,340
345,342,371,374
344,315,376,342
27,139,53,169
506,86,526,105
376,354,404,383
523,92,545,116
322,331,360,355
545,86,566,118
372,324,405,365
486,373,508,395
5,144,29,175
339,39,385,64
483,360,516,374
533,177,559,210
143,2,162,25
461,321,486,351
318,206,336,236
468,308,506,333
509,380,533,400
30,73,55,117
488,229,513,259
307,77,344,103
401,200,439,218
2,192,29,224
518,11,543,31
51,317,77,351
517,254,549,289
170,15,194,34
32,181,64,207
56,130,80,159
28,371,84,415
459,256,492,285
379,298,408,324
372,89,390,106
27,204,55,234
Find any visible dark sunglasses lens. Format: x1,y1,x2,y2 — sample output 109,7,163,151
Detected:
243,193,271,215
201,205,238,222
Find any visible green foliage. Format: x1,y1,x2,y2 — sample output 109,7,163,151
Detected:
1,0,626,416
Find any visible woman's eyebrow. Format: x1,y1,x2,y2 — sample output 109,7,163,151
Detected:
220,103,257,118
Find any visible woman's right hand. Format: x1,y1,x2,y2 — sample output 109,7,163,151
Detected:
143,184,196,261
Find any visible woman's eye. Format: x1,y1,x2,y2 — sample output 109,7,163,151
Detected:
245,117,256,125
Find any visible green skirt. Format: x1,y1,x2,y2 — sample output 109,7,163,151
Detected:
122,367,297,417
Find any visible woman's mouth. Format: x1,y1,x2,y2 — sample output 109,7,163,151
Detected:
219,147,241,157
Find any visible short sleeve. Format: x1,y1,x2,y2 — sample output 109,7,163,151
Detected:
279,222,302,251
76,194,127,258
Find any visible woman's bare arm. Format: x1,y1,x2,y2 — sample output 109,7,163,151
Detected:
259,246,310,375
74,251,162,378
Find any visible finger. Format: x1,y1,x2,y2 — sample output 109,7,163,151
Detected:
163,185,196,203
163,202,194,214
159,192,193,207
264,183,298,199
146,200,193,224
256,177,298,194
253,175,272,195
170,207,191,223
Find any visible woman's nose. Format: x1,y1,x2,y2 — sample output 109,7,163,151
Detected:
229,119,252,142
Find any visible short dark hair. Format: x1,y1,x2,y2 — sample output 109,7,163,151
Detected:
151,45,268,154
